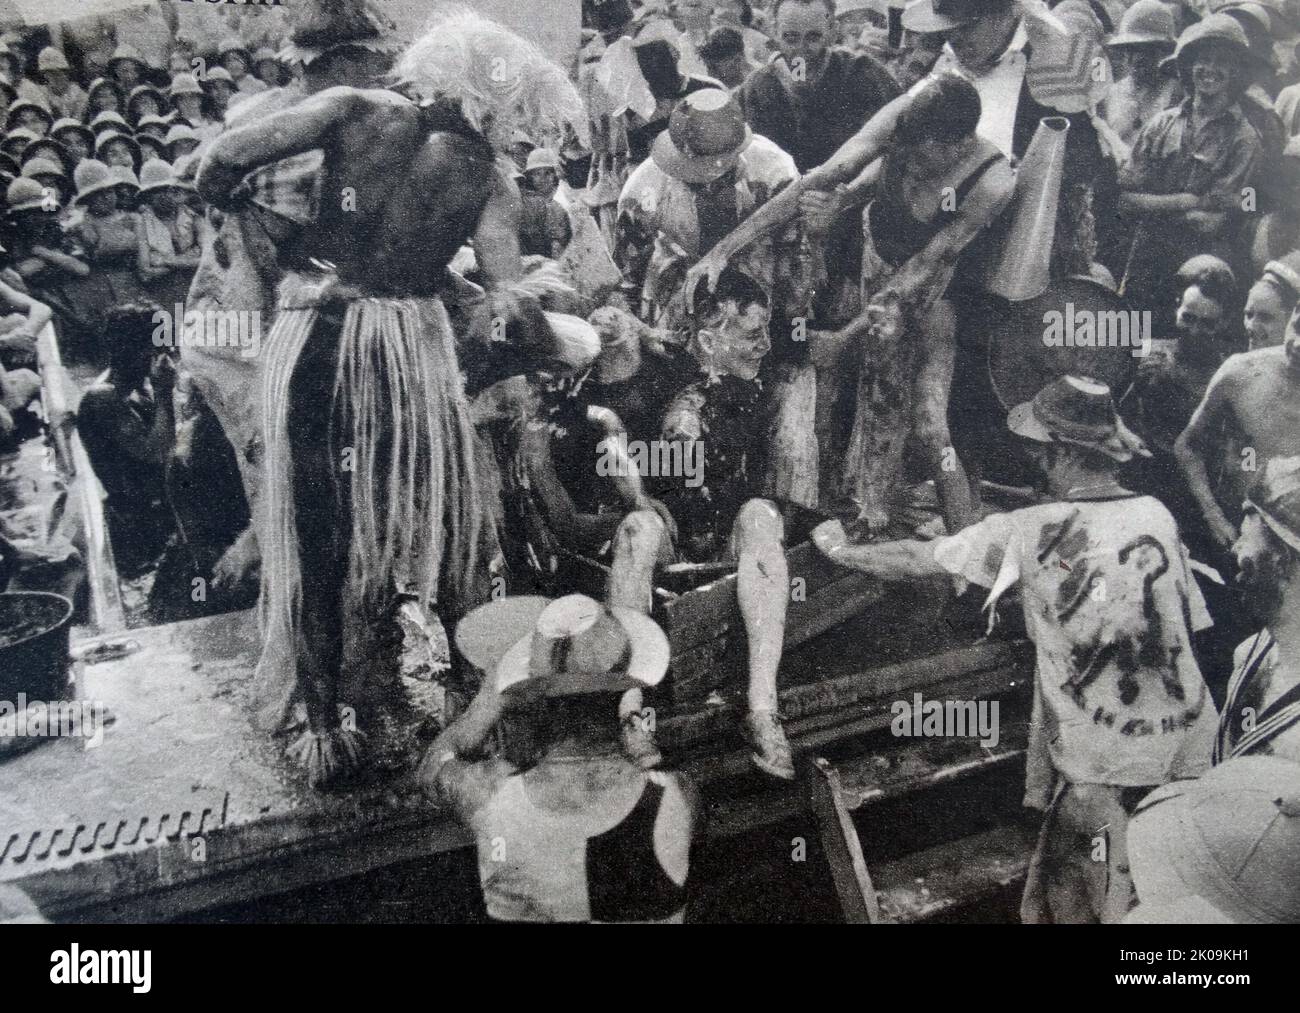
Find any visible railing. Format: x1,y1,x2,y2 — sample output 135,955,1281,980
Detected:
35,321,126,633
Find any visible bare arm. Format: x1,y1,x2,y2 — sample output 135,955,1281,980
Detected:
685,89,916,307
1117,191,1201,216
197,85,371,208
29,246,90,278
0,279,51,335
1174,362,1240,550
416,676,506,802
812,519,949,582
521,423,625,552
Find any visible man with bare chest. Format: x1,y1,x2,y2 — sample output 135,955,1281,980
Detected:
1175,300,1300,554
197,10,592,787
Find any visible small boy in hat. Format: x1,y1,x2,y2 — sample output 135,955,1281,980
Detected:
135,158,201,307
814,375,1220,923
418,594,698,923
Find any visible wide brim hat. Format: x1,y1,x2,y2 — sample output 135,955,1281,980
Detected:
108,44,146,71
525,147,561,172
218,37,251,60
127,84,166,111
0,152,19,177
1007,374,1149,462
456,594,669,697
1106,0,1177,47
901,0,1008,33
21,136,68,168
7,175,53,213
89,111,129,136
72,158,118,203
37,47,71,73
168,73,204,98
138,156,194,195
50,118,94,147
1,128,40,155
285,0,402,67
21,156,64,181
95,131,141,163
1162,13,1256,76
86,77,122,104
1128,756,1300,924
135,115,172,137
651,87,752,184
5,100,53,130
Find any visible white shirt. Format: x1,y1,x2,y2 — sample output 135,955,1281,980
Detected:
925,20,1030,159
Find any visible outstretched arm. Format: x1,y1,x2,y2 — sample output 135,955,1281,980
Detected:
685,89,915,308
812,519,948,581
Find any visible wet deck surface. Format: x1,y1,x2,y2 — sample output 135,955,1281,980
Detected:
0,610,466,921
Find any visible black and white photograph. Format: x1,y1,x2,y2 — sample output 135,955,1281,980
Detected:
0,0,1296,967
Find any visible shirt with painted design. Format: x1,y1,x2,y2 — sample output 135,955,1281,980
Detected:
932,496,1218,803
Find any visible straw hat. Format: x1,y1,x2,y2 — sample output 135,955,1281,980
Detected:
72,158,118,204
94,130,141,164
127,84,166,115
1,129,40,156
164,124,200,150
5,100,53,132
168,73,204,98
138,157,193,196
651,87,753,184
1007,374,1149,462
6,176,53,213
89,111,130,137
108,44,147,73
135,115,173,139
109,163,141,197
203,67,235,89
1106,0,1176,48
525,147,561,173
455,594,669,697
20,156,64,182
1128,756,1300,923
20,136,68,170
86,77,123,107
36,47,70,74
50,118,94,149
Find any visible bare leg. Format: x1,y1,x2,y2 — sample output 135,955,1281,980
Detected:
841,299,912,536
732,499,793,778
913,299,974,535
607,509,669,767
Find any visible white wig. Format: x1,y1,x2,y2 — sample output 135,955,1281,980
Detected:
395,5,589,151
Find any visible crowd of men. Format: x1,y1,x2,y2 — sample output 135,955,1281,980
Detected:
1,0,1298,924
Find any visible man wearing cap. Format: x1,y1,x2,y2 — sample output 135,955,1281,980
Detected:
813,374,1220,922
418,594,698,923
1176,277,1300,558
1119,14,1265,312
1126,755,1300,922
1099,0,1180,148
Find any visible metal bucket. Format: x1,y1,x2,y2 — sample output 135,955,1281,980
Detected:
0,591,74,704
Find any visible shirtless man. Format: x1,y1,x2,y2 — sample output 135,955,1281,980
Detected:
196,11,590,787
687,73,1012,537
1174,294,1300,555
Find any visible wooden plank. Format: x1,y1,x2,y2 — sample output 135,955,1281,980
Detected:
805,757,880,923
872,824,1037,924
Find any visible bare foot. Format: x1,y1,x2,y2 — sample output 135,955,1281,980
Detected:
285,726,367,789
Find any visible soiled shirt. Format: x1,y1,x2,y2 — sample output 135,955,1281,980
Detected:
932,496,1218,805
739,47,899,173
1121,98,1263,211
